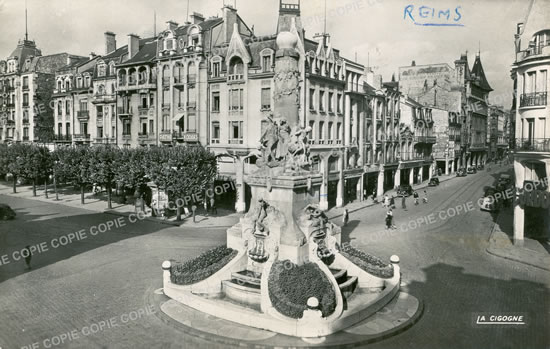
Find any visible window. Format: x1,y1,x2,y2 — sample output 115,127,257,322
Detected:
212,61,221,78
23,127,29,139
319,121,325,140
97,126,103,138
229,121,243,144
58,103,62,116
66,123,71,136
229,57,244,77
149,120,154,134
336,122,342,140
229,88,244,111
539,70,547,92
123,120,131,135
319,90,325,112
58,123,62,136
65,101,71,115
79,101,88,111
261,88,271,110
22,76,29,89
337,94,342,113
309,89,315,110
23,93,29,107
262,55,272,72
212,92,220,112
141,122,147,135
328,122,333,140
328,92,334,112
162,114,170,131
98,64,106,77
96,106,103,118
140,94,148,108
212,121,220,143
527,72,536,93
80,122,88,135
309,121,316,141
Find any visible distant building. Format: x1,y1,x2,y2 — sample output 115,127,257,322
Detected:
0,36,84,144
511,0,550,245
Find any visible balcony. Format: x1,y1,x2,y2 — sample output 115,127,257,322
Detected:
174,131,199,142
122,134,132,140
516,41,550,62
118,78,157,91
77,110,89,120
93,93,117,104
22,136,29,141
159,131,173,142
73,134,91,142
227,74,244,82
138,133,155,140
22,85,29,91
138,107,149,116
53,135,72,142
117,107,133,116
515,138,550,152
520,92,547,108
228,139,244,145
415,136,437,144
211,138,220,144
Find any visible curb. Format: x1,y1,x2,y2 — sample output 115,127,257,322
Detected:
485,211,550,272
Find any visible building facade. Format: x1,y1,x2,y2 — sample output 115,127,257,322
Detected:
511,0,550,245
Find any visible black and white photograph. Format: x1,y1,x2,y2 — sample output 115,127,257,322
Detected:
0,0,549,348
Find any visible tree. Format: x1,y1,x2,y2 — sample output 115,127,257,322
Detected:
18,145,52,197
114,148,149,205
89,146,119,209
0,144,9,179
54,146,92,204
6,144,30,193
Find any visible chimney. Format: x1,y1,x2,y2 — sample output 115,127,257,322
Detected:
365,67,375,86
128,34,140,59
190,12,205,24
411,60,416,66
104,31,116,55
166,20,178,31
222,5,238,43
89,52,98,60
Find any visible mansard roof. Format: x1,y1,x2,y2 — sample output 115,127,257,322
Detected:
470,55,493,92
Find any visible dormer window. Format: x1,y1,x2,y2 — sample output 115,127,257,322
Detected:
260,49,274,73
229,56,244,79
163,32,176,52
98,64,106,77
109,62,115,76
211,56,222,78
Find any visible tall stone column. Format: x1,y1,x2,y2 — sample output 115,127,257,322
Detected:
513,202,524,246
235,158,246,213
336,165,344,208
357,176,363,202
319,157,329,210
344,94,351,146
273,32,300,130
445,158,450,175
409,168,414,185
394,168,401,187
377,168,385,197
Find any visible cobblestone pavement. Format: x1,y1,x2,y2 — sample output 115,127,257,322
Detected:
0,165,548,348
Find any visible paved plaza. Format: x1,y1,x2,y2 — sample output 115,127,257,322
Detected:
0,166,548,349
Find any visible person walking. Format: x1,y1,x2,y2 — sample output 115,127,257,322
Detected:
423,190,428,204
383,195,389,208
342,209,349,227
390,195,395,209
203,200,209,215
385,208,394,230
191,204,197,223
413,191,419,205
210,197,217,215
24,245,32,270
401,194,407,210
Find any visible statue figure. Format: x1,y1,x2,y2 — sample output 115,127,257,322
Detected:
259,114,279,166
276,118,291,160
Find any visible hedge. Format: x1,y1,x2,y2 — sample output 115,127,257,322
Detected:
340,245,394,279
171,246,238,285
268,260,336,319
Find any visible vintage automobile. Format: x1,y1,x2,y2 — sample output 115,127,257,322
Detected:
428,177,440,187
0,204,16,220
457,168,467,177
467,167,478,174
480,187,502,212
397,184,414,197
477,164,485,171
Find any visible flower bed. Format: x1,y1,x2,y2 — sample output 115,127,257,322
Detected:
340,245,394,279
171,246,238,285
268,260,336,319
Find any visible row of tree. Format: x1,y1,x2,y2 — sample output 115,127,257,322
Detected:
0,144,218,218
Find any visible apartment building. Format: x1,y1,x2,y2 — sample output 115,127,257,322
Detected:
511,0,550,244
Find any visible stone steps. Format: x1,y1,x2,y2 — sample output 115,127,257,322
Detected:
330,268,358,299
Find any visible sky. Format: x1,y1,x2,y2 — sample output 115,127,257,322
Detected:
0,0,530,108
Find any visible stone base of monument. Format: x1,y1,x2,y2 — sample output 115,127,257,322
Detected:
152,288,423,348
160,171,419,339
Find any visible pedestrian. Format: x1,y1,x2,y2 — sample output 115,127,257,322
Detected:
385,209,393,230
24,245,32,270
383,195,389,208
342,209,349,227
191,204,197,223
203,200,209,214
423,190,428,204
401,194,407,210
390,196,395,209
210,197,217,215
413,191,419,205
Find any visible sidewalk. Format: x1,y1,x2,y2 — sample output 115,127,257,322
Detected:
487,207,550,271
0,182,241,229
326,173,457,220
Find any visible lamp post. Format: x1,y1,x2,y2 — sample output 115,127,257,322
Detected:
53,160,59,201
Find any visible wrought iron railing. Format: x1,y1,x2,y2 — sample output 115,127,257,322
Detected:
520,92,547,107
515,138,550,152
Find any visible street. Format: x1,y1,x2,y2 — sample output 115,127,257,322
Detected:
0,166,548,349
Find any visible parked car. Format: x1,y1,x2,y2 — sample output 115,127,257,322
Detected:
467,167,477,174
397,184,414,197
456,168,467,177
0,204,16,220
498,174,512,187
480,187,502,212
477,164,485,171
428,177,440,187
